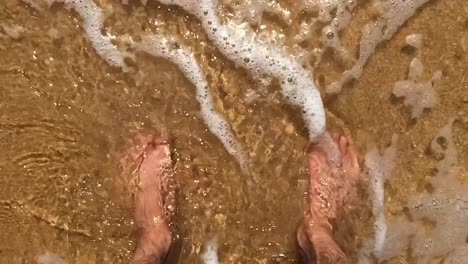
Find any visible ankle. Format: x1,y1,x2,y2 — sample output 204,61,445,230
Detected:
132,226,172,264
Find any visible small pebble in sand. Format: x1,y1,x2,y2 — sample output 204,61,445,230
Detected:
47,27,62,39
2,24,25,40
285,123,295,135
215,213,227,226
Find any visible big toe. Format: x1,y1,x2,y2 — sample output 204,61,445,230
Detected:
309,146,331,175
337,135,360,176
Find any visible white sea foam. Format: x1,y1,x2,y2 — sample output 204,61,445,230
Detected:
364,135,398,258
49,0,246,169
302,0,356,62
49,0,132,70
358,216,414,263
327,0,432,94
393,58,440,118
229,0,291,26
137,35,247,170
408,119,467,263
372,120,467,263
37,252,67,264
202,238,219,264
158,0,326,141
302,0,356,23
378,216,415,261
393,34,441,118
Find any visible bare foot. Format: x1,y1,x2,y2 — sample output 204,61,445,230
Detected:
121,134,174,264
297,134,360,264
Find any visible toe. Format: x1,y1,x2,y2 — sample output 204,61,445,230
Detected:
308,151,331,180
144,141,171,170
348,148,360,172
309,145,329,169
334,135,360,176
309,153,320,175
342,147,360,177
311,229,349,264
332,133,340,145
338,135,349,157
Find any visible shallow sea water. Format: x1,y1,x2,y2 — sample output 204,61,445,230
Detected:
0,0,467,263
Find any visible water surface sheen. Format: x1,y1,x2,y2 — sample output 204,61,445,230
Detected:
0,0,467,263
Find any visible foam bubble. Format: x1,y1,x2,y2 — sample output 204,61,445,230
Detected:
49,0,131,70
430,118,459,183
37,252,67,264
202,238,219,264
158,0,326,141
137,35,247,170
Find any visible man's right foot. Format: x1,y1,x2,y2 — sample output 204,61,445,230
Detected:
121,134,174,264
297,134,360,264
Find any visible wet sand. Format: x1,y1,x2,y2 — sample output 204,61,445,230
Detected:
0,0,467,263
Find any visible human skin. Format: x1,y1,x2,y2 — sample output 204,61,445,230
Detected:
122,133,360,264
121,134,174,264
297,134,361,264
